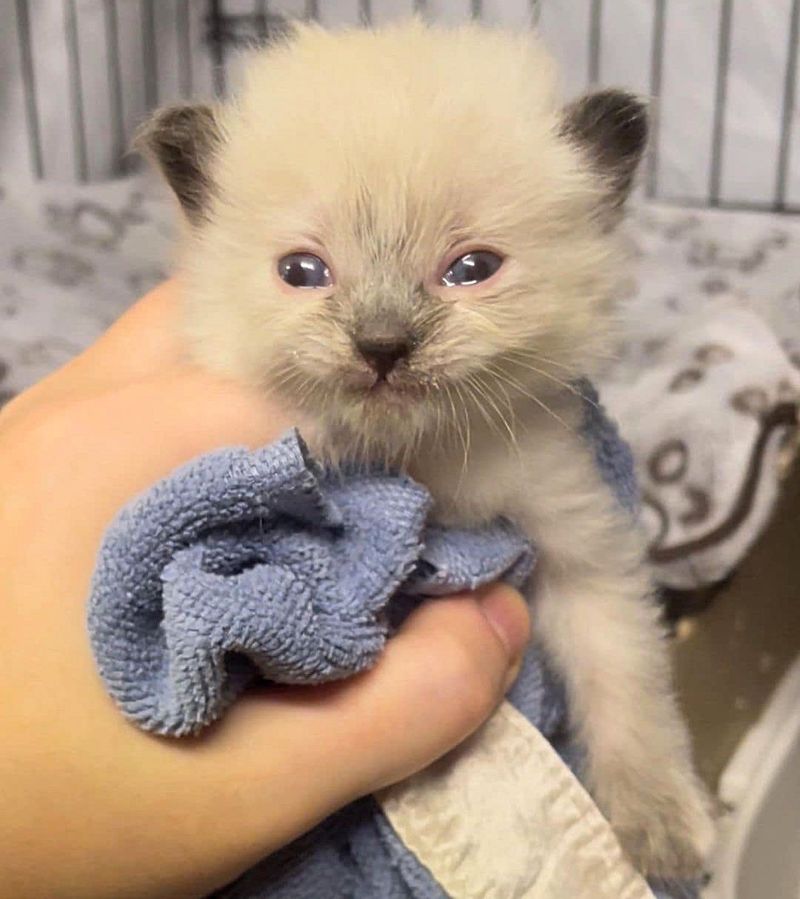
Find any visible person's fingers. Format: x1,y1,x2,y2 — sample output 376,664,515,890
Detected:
326,582,532,792
14,586,530,899
187,584,531,873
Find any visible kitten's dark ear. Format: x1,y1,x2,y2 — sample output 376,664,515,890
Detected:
134,104,223,223
561,89,648,224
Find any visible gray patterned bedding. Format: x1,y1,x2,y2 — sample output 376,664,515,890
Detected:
0,176,171,398
1,175,798,592
605,206,800,591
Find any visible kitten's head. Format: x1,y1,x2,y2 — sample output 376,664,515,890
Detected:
138,21,646,462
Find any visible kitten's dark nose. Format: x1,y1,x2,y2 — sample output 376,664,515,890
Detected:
356,337,411,380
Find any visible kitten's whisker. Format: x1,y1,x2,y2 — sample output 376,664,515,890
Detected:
445,382,470,496
465,306,505,337
433,387,444,446
508,344,621,369
455,382,473,466
505,347,578,374
462,377,496,437
501,355,599,409
467,373,518,453
474,373,526,470
463,375,519,469
486,366,575,434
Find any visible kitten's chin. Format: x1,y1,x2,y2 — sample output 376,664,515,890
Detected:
310,390,435,465
358,381,422,406
346,390,431,432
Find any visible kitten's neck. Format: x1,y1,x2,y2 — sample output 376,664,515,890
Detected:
298,386,583,476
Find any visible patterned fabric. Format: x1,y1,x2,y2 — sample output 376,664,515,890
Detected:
602,206,800,588
0,175,171,403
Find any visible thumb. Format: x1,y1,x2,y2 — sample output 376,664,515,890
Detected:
222,584,531,838
338,582,532,794
146,584,531,895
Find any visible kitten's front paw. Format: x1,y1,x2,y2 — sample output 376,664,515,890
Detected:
594,761,716,879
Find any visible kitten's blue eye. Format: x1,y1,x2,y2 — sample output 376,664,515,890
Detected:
278,253,333,289
441,251,503,287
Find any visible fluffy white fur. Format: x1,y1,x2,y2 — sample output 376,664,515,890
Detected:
151,21,714,877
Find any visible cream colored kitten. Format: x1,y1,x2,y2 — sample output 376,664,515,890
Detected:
138,21,714,878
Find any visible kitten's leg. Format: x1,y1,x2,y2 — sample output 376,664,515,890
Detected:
517,444,715,877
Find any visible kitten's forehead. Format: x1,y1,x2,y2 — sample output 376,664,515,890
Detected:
235,21,558,133
215,21,577,242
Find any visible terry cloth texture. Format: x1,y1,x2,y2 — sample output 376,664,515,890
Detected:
87,394,693,899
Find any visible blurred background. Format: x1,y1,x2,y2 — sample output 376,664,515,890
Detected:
1,2,799,897
2,0,800,209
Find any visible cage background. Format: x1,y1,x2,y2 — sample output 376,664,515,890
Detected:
2,0,799,214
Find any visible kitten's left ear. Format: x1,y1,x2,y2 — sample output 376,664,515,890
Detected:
134,104,224,224
560,89,648,225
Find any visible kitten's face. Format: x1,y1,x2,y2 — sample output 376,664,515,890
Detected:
145,24,645,462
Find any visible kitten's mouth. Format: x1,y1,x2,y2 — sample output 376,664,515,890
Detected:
345,372,426,404
335,363,438,407
365,378,418,401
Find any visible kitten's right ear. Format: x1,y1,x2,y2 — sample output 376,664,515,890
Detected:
134,104,223,223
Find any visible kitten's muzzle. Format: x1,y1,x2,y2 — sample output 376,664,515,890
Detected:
355,336,412,381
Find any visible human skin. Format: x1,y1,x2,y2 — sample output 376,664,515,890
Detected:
0,279,530,899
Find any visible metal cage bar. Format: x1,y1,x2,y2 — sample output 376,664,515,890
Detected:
587,0,603,87
6,0,800,215
103,0,127,172
776,0,800,211
141,0,159,111
209,0,228,97
64,0,88,182
14,0,43,180
708,0,734,207
645,0,667,200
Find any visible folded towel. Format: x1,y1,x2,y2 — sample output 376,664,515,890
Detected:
88,432,535,736
87,390,692,899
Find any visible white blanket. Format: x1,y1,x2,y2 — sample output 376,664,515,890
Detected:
601,205,800,589
381,702,655,899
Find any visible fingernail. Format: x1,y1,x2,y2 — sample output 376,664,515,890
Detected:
476,584,530,663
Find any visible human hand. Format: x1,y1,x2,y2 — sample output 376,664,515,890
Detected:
0,280,530,899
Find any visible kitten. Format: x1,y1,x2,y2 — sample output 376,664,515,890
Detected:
138,21,714,878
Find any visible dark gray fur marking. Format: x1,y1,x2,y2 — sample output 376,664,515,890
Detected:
134,104,222,222
561,89,649,217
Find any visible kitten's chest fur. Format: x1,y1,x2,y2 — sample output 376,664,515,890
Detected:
298,391,586,532
401,394,585,529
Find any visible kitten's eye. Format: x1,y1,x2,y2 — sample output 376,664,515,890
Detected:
441,251,503,287
278,253,333,289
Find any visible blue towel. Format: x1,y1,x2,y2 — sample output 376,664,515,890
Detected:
87,386,694,899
